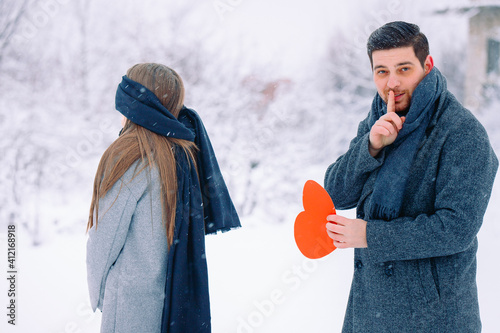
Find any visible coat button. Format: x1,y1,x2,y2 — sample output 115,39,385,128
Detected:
355,260,363,269
385,263,393,277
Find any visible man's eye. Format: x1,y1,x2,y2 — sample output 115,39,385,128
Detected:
377,70,387,75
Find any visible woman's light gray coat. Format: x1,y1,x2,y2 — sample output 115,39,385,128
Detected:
87,163,168,333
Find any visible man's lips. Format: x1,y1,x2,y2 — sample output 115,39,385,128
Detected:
393,92,405,102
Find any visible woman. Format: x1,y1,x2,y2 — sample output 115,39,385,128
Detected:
86,63,240,333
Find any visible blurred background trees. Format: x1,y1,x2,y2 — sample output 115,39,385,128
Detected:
0,0,494,245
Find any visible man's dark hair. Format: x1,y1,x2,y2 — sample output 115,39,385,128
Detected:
367,21,429,69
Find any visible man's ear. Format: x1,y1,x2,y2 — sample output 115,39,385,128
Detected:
424,55,434,74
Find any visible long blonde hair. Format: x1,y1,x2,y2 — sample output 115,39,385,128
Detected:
87,63,197,247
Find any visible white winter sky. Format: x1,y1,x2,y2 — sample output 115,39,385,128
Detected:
198,0,468,78
207,0,343,71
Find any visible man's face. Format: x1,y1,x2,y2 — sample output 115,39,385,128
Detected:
372,46,433,114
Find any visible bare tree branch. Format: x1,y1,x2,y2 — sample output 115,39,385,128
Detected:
0,0,30,65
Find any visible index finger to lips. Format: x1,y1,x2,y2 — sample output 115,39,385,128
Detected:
387,90,395,113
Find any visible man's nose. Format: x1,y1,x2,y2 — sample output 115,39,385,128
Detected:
387,74,400,90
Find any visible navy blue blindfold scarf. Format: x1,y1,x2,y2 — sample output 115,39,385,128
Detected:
367,67,446,221
116,75,241,332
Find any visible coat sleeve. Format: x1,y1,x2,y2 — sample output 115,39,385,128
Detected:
365,119,498,263
324,114,385,209
86,180,138,311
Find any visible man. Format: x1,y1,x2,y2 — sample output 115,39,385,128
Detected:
324,21,498,332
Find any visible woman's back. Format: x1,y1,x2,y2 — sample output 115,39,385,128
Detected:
87,161,168,333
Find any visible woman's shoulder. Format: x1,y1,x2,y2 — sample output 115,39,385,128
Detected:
118,160,159,201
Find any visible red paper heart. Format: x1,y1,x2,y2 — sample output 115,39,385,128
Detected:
294,180,336,259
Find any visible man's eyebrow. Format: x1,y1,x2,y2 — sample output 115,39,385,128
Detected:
373,61,415,71
397,61,415,67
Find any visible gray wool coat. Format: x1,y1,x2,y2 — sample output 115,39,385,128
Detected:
325,91,498,332
87,162,168,333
